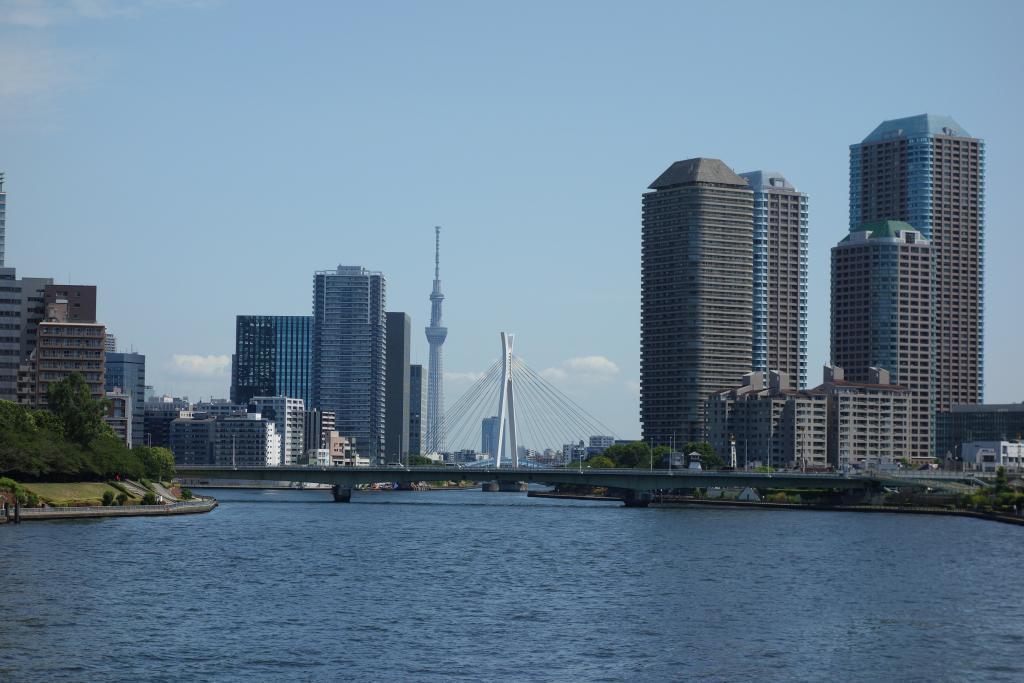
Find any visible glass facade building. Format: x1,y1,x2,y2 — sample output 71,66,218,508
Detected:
311,266,386,462
105,352,146,447
230,315,311,405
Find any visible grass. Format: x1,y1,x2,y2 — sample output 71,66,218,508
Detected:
21,482,138,507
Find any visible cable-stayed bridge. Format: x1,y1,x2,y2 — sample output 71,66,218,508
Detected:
423,332,616,467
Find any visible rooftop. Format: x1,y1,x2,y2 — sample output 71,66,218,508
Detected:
739,170,796,192
648,158,747,190
861,113,972,143
841,220,925,243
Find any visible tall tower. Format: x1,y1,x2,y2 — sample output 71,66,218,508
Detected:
0,172,6,267
740,171,809,389
641,158,754,444
425,226,448,453
850,114,984,415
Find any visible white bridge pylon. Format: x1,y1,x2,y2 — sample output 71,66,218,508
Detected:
495,331,519,468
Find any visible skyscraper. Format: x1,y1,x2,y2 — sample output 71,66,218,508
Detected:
312,266,386,462
740,171,809,389
850,114,984,414
230,315,311,405
425,227,447,453
409,364,426,456
384,311,411,463
481,416,501,458
105,352,146,447
641,158,754,444
832,221,934,461
0,268,51,401
0,172,6,267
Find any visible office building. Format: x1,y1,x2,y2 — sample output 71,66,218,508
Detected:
960,441,1024,473
304,408,336,454
818,366,910,469
249,395,305,465
832,221,933,461
409,364,426,456
641,158,754,444
707,371,827,470
169,414,216,465
0,268,52,401
105,352,146,447
192,400,245,418
311,266,386,462
43,284,97,323
144,397,192,448
17,300,106,407
739,171,808,389
103,388,133,446
0,172,5,267
230,315,311,405
936,404,1024,461
384,311,411,463
481,416,501,458
212,412,280,467
850,114,984,412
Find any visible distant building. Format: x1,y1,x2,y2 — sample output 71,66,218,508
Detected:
17,300,106,407
104,334,117,352
327,431,365,467
212,412,280,467
43,284,96,323
740,171,808,389
0,172,5,267
832,221,933,462
304,409,336,455
384,311,411,463
936,404,1024,461
707,371,827,470
249,396,305,465
481,416,501,458
588,435,615,453
0,267,52,401
960,441,1024,473
311,266,386,463
104,388,133,447
192,400,245,418
818,366,910,469
409,364,426,455
641,158,753,444
562,441,587,464
144,399,192,449
230,315,311,405
169,414,216,465
105,352,146,447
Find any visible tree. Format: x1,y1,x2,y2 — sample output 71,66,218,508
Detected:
683,442,725,469
602,442,651,468
134,446,176,481
115,492,128,506
584,455,615,469
408,454,433,466
995,466,1009,494
47,373,109,448
101,490,114,506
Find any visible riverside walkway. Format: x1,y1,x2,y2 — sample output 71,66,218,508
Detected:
5,499,217,522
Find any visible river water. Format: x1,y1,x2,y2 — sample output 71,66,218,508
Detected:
2,487,1023,682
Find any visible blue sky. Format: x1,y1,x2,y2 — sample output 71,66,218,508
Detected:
2,0,1022,439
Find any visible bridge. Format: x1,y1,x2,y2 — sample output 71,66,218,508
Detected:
172,465,945,506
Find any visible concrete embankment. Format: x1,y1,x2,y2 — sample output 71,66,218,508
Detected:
4,499,217,522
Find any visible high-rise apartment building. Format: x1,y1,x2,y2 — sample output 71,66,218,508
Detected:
0,268,51,401
303,408,336,454
249,396,306,465
230,315,311,405
850,114,984,414
740,171,809,389
384,311,411,463
832,221,933,461
311,266,386,462
105,352,146,447
43,284,97,323
818,366,910,469
0,172,6,267
18,301,106,407
641,158,754,444
104,335,117,352
409,364,426,456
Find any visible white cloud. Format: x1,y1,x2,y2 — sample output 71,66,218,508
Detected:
445,371,485,384
0,0,215,26
540,355,620,385
0,42,74,98
170,354,230,377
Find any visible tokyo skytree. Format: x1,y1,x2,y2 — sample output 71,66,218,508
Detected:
425,226,447,453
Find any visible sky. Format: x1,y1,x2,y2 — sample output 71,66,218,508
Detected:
2,0,1022,440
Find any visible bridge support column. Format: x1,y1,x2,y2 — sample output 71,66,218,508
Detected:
331,485,352,503
621,490,652,508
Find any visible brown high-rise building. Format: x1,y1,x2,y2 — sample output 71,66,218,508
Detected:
641,158,753,444
43,284,97,323
850,114,983,419
17,300,106,408
831,221,933,462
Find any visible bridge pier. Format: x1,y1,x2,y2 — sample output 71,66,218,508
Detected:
481,481,527,492
331,485,352,503
621,490,652,508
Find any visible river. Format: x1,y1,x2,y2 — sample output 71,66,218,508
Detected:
2,487,1023,681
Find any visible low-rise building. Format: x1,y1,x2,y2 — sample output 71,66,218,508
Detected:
960,441,1024,473
326,431,367,466
707,371,827,469
169,414,217,465
213,412,280,467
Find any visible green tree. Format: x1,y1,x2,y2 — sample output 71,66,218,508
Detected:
141,491,158,505
134,446,176,480
995,466,1009,494
584,454,615,469
408,454,433,466
601,442,651,468
46,373,109,448
101,490,114,506
115,492,128,505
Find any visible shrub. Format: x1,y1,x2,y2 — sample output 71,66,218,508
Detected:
140,478,154,492
141,491,158,505
115,492,128,506
101,490,115,506
180,487,193,500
